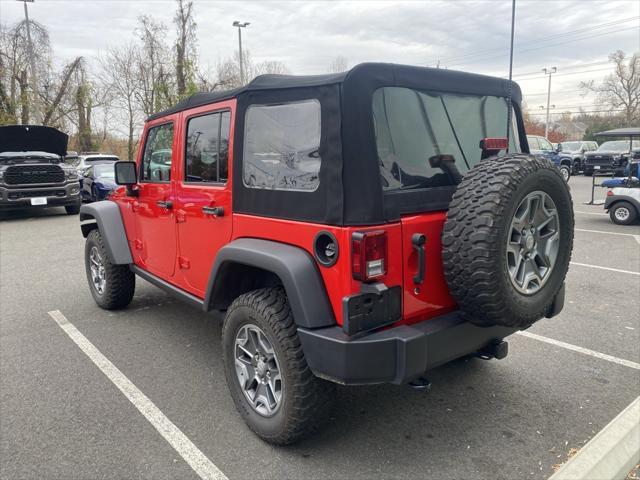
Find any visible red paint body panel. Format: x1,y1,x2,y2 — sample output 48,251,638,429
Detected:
398,213,457,323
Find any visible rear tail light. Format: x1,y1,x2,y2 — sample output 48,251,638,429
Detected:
352,231,387,281
480,137,509,151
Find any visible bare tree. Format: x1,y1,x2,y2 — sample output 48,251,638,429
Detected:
174,0,197,98
328,56,348,73
0,19,51,124
101,45,142,160
216,50,289,89
581,50,640,123
135,15,173,116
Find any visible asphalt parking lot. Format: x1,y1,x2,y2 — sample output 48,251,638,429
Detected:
1,175,638,480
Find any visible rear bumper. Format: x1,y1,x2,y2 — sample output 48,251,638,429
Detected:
298,312,517,386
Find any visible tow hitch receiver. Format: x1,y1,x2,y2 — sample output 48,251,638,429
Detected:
475,340,509,360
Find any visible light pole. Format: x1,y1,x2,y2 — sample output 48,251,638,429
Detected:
17,0,40,123
542,67,557,139
232,21,250,85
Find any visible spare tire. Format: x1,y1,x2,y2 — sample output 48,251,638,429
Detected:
442,154,574,329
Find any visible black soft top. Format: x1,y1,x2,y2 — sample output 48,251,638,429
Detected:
148,63,524,226
147,63,521,122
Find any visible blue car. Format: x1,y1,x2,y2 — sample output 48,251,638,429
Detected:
526,135,572,182
81,163,118,201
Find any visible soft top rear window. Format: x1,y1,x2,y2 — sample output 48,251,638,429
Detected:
373,87,520,191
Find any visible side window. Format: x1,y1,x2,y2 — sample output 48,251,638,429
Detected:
527,137,539,150
243,100,321,191
185,111,231,183
141,123,174,182
539,138,553,151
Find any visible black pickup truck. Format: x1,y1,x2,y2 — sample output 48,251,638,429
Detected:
0,125,81,214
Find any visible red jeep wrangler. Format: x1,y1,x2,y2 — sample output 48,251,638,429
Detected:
80,63,574,444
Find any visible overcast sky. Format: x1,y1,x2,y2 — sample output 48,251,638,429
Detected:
1,0,639,117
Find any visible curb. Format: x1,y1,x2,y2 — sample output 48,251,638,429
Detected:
549,396,640,480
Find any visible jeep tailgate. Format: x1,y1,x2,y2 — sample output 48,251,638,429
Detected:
400,212,456,323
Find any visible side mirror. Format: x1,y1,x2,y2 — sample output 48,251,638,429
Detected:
115,161,137,185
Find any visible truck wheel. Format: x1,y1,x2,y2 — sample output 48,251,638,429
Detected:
85,229,135,309
442,155,574,329
559,164,571,182
65,201,81,215
609,202,637,225
222,287,335,445
572,160,581,175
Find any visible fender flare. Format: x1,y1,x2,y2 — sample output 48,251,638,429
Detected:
79,201,133,265
204,238,336,329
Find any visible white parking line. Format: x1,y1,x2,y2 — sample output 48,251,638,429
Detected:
47,310,227,480
570,262,640,276
575,228,640,245
517,331,640,370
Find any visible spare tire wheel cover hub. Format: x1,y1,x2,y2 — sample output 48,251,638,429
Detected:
506,190,560,295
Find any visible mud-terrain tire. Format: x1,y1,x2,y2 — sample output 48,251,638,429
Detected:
85,229,135,309
442,155,574,329
222,287,335,445
609,201,637,225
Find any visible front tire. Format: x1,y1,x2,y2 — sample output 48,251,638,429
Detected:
559,164,571,182
222,288,335,445
609,202,637,225
85,229,135,309
65,199,81,215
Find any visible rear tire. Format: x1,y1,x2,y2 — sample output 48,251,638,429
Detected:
85,229,135,309
609,202,637,225
442,155,574,329
222,287,335,445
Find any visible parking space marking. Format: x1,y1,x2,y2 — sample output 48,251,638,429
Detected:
517,331,640,370
574,210,607,216
47,310,228,480
575,228,640,245
570,262,640,276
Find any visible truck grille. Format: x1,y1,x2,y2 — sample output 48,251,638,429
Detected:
4,165,65,185
584,155,613,166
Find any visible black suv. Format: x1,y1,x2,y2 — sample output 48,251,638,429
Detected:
0,125,81,214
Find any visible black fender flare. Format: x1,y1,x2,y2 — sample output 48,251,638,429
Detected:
79,201,133,265
204,238,336,329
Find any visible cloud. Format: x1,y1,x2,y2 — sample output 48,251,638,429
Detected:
1,0,638,112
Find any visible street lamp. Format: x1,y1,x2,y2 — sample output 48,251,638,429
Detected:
542,67,557,139
232,21,250,85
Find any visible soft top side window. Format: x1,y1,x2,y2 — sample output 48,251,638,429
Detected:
243,99,321,192
141,123,174,182
185,111,231,183
373,87,520,191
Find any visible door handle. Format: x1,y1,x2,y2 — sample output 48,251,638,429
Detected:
202,206,224,217
157,200,173,209
412,233,426,285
